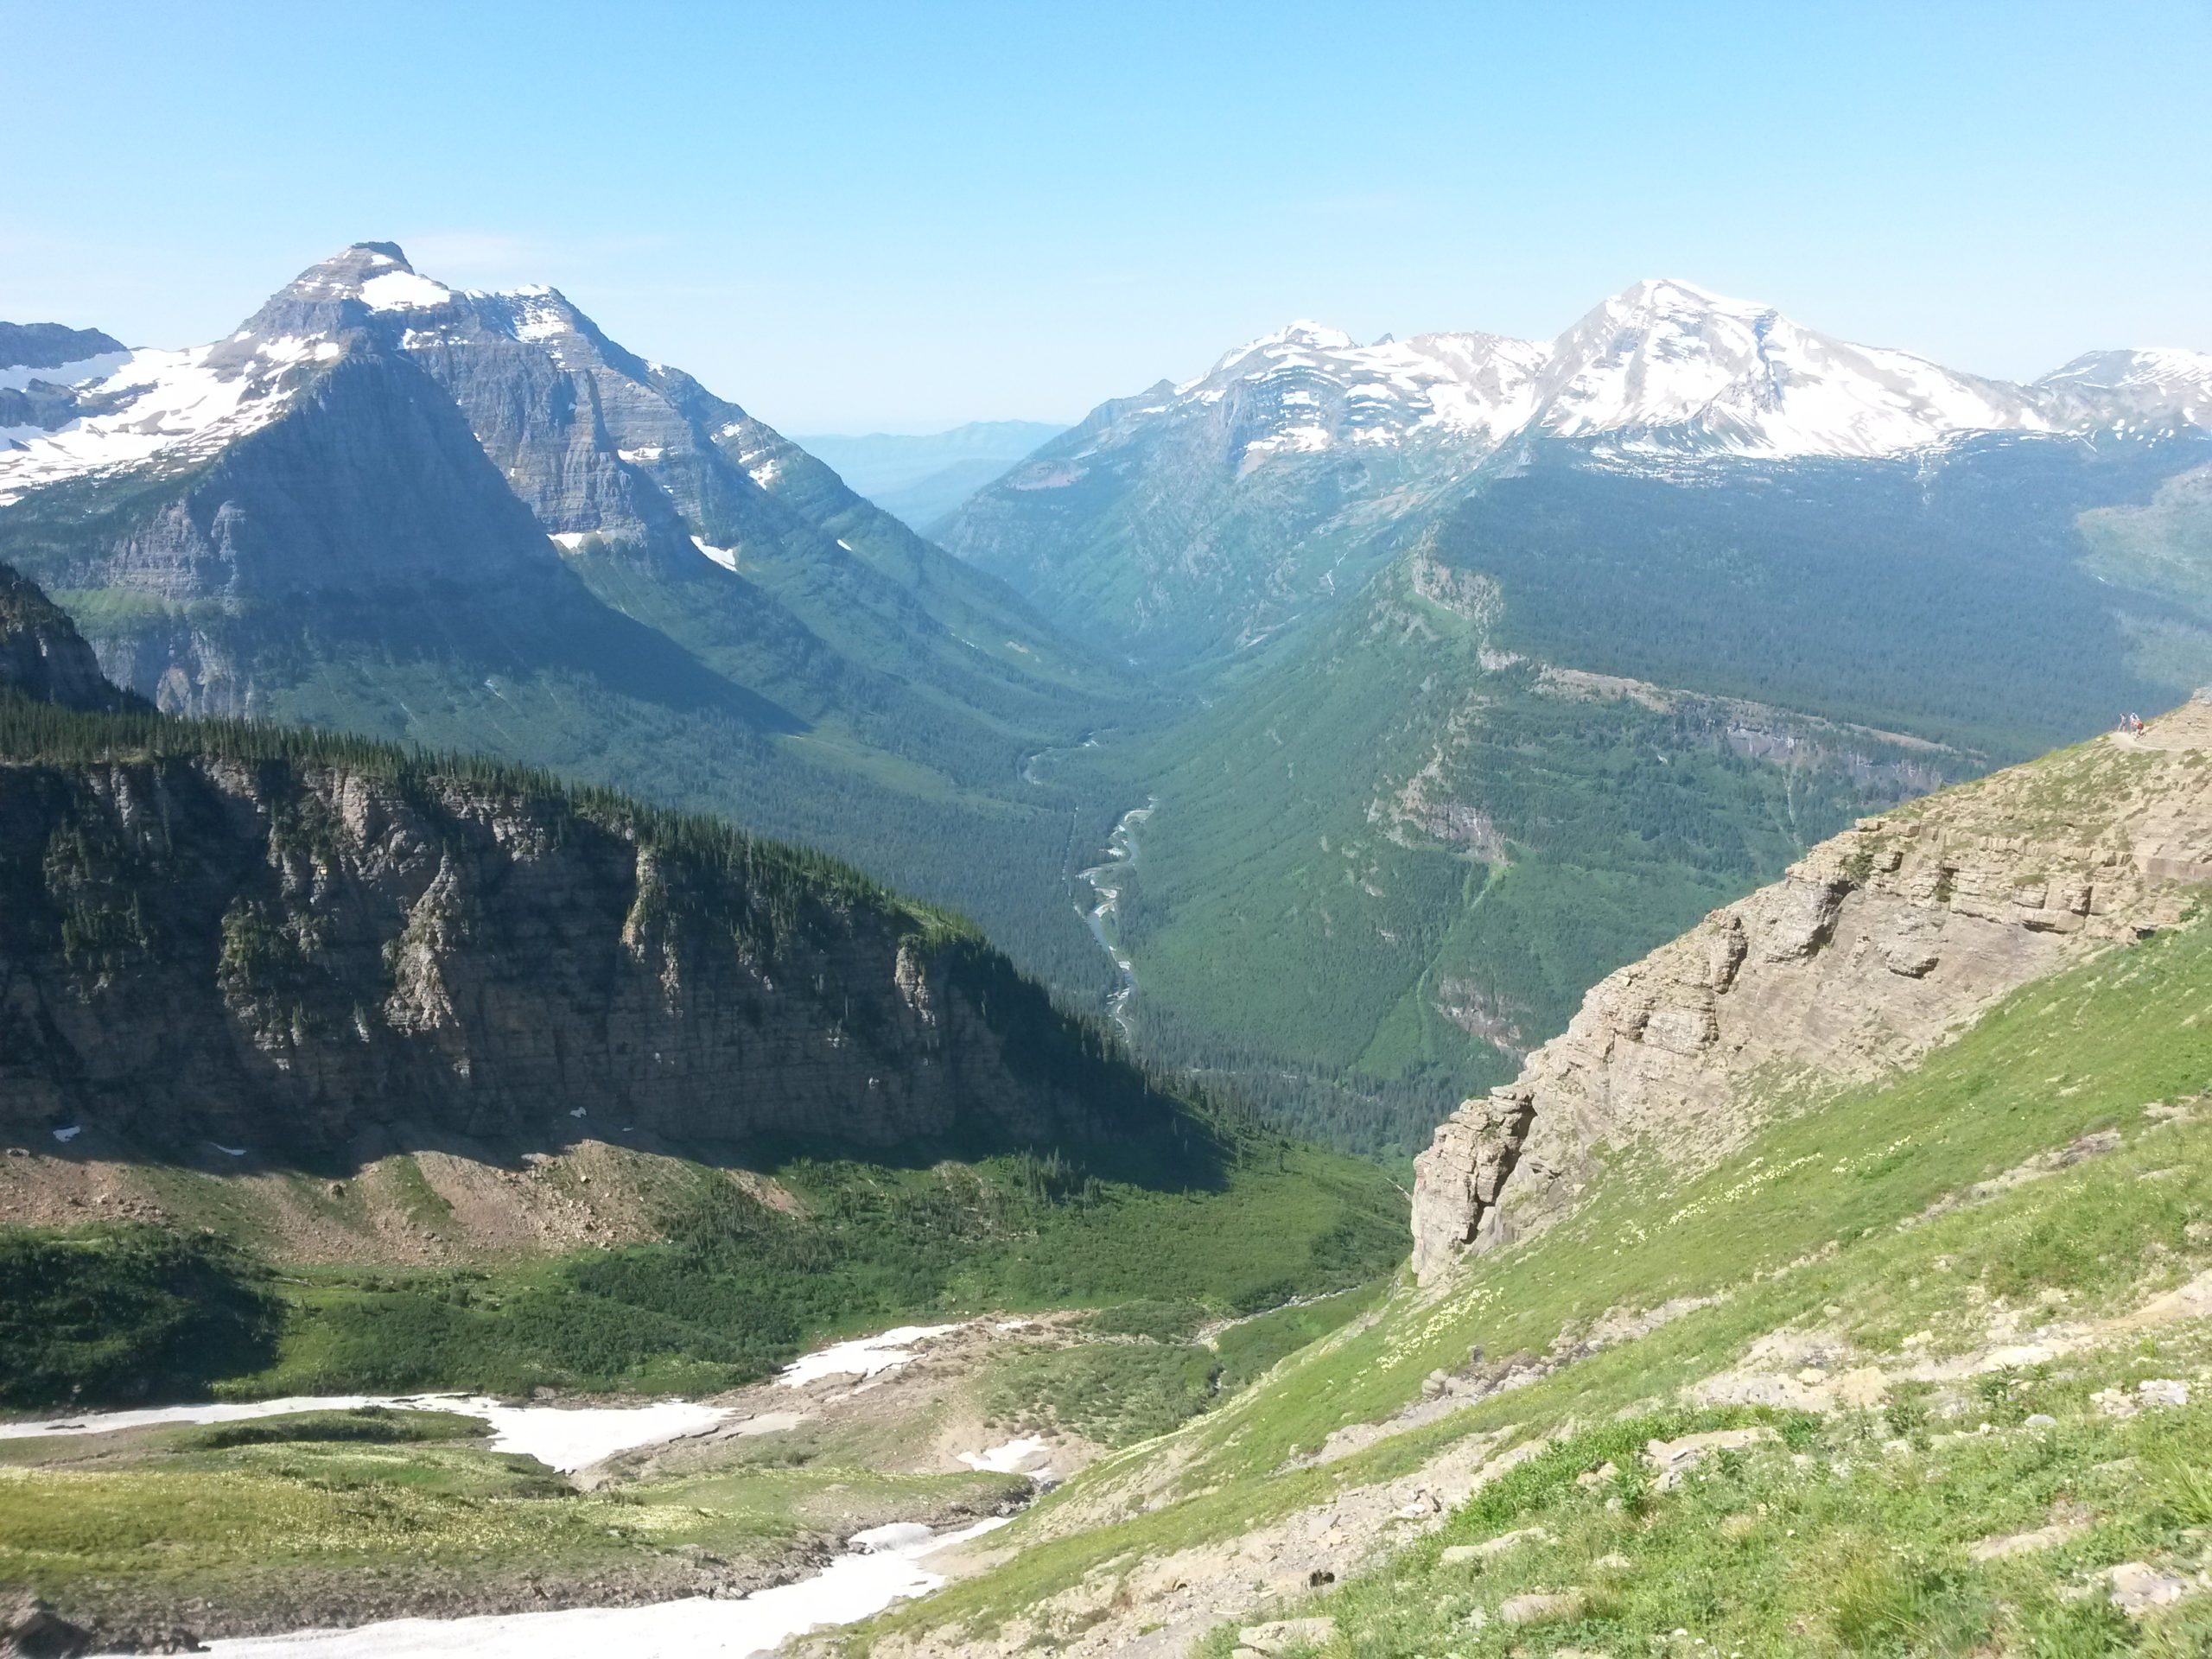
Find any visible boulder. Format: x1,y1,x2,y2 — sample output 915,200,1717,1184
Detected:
1235,1617,1339,1655
1440,1525,1551,1566
1,1598,93,1659
1499,1589,1586,1625
2107,1562,2194,1616
1643,1426,1777,1490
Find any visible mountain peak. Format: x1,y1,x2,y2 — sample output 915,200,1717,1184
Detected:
1607,275,1744,311
273,243,456,314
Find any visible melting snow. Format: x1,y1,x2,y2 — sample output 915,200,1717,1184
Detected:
691,535,740,571
0,1395,731,1473
778,1325,959,1388
50,1126,80,1144
955,1435,1052,1474
111,1517,1007,1658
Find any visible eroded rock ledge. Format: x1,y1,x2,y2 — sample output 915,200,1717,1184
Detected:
1412,694,2212,1281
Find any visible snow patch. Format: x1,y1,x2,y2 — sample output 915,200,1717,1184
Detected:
778,1324,959,1388
358,270,454,312
121,1517,1007,1658
691,535,740,571
0,351,134,393
955,1435,1051,1474
0,1394,732,1474
0,344,316,504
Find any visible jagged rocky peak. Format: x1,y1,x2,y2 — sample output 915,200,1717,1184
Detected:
0,562,134,710
0,321,129,377
1411,692,2212,1281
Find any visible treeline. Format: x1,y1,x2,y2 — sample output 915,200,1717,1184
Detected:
1446,440,2212,759
0,691,935,938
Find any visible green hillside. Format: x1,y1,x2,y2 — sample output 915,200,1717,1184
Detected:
1067,550,1960,1156
860,861,2212,1657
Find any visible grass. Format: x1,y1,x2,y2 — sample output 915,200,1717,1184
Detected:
217,1136,1404,1402
0,1406,1026,1636
0,1227,283,1410
1211,1383,2212,1656
982,1344,1223,1448
856,912,2212,1649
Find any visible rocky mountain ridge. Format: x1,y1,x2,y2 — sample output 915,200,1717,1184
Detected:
940,279,2212,666
1412,691,2212,1279
0,573,1176,1166
0,562,136,711
0,245,1131,1000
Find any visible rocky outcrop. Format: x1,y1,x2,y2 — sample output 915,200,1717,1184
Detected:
1413,694,2212,1280
0,744,1176,1161
0,562,135,712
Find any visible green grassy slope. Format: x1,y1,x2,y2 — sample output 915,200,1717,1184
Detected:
1072,553,1953,1156
1445,439,2212,760
863,902,2212,1655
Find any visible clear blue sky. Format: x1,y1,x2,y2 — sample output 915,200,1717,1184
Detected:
3,1,2207,432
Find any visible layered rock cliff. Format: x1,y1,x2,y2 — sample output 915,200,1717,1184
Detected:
0,561,135,711
0,735,1181,1158
0,586,1173,1162
1412,693,2212,1280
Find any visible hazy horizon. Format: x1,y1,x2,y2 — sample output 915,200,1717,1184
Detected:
4,0,2207,432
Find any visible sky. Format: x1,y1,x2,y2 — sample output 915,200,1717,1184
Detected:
3,1,2209,433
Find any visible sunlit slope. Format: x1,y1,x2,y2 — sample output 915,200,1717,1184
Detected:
847,707,2212,1656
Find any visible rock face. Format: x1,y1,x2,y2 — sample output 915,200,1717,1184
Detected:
0,743,1173,1160
0,561,135,712
1412,695,2212,1280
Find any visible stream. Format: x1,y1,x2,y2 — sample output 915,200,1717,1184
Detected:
1015,729,1155,1041
1077,797,1154,1040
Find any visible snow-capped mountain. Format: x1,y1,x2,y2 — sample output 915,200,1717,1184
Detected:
1167,321,1550,473
968,277,2211,490
1519,278,2054,460
0,242,1121,996
2033,347,2212,438
939,278,2211,663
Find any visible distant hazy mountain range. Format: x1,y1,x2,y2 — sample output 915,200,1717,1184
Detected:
796,421,1066,531
941,278,2212,668
933,279,2212,1149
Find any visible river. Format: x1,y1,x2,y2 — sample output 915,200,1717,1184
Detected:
1077,797,1154,1040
